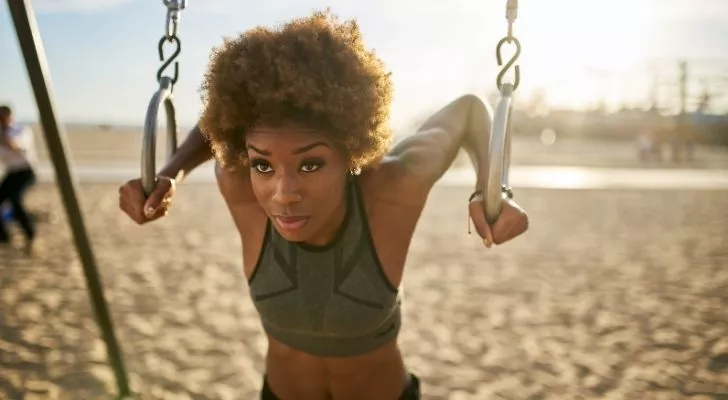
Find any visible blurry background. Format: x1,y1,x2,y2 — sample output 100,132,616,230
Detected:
1,0,727,399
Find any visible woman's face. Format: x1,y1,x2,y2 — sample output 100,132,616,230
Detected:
246,126,349,245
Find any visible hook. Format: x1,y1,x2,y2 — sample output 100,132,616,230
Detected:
157,36,181,85
496,36,521,91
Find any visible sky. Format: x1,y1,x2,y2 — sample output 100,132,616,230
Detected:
1,0,727,130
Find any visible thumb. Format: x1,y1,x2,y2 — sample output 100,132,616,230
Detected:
143,177,174,217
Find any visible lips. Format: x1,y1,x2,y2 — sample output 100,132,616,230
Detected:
274,215,309,232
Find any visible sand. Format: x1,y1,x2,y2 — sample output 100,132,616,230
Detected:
1,182,727,400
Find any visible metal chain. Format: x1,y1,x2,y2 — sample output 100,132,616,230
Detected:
496,0,521,91
157,0,186,86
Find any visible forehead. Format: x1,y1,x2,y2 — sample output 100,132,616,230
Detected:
246,126,333,151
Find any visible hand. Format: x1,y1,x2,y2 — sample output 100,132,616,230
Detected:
118,176,176,225
468,192,529,248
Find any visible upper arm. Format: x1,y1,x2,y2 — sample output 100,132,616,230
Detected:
214,162,267,237
386,94,476,189
387,126,459,185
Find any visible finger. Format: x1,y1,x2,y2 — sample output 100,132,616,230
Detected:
483,220,494,248
493,204,528,244
119,196,145,225
143,178,173,218
124,180,149,221
146,197,172,221
468,201,494,248
493,218,515,244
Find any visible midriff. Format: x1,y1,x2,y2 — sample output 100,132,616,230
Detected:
264,336,408,400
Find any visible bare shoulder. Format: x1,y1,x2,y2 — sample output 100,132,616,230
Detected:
214,162,267,276
214,162,267,232
214,162,258,204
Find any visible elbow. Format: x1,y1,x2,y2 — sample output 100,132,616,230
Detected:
462,94,494,156
396,93,492,183
457,93,490,120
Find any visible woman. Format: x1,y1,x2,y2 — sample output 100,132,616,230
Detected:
119,10,528,400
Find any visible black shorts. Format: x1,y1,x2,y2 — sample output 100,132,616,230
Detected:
260,373,421,399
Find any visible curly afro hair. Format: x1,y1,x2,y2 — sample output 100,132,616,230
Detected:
198,9,394,171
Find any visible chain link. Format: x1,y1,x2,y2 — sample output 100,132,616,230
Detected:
156,0,186,86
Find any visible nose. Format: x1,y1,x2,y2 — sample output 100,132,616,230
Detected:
272,173,303,205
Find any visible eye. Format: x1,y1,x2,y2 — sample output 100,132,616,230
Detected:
300,159,324,173
251,159,273,174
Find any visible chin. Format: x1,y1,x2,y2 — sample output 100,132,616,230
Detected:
272,217,312,243
275,228,307,243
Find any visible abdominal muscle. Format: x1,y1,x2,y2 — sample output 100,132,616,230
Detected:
264,335,408,400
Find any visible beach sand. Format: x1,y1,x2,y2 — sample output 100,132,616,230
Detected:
1,182,727,399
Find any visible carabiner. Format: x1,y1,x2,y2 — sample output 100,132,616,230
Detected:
496,36,521,92
157,36,181,85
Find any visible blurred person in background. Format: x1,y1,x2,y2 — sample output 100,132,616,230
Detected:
0,105,38,253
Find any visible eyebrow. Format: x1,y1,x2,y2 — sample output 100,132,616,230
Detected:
246,141,330,156
247,145,270,156
292,141,329,155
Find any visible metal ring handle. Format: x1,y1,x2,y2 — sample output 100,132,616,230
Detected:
485,83,513,224
142,76,178,195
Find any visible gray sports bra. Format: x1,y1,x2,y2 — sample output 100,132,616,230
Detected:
248,176,402,357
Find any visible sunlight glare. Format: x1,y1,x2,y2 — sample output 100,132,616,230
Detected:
540,128,557,145
516,0,656,110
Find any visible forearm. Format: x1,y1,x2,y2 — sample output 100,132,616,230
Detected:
158,124,214,182
1,133,21,152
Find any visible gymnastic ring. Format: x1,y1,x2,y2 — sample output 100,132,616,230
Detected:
141,76,178,195
485,83,513,224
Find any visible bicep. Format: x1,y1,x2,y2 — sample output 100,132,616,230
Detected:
386,95,475,185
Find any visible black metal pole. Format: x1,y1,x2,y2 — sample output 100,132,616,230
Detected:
6,1,132,398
